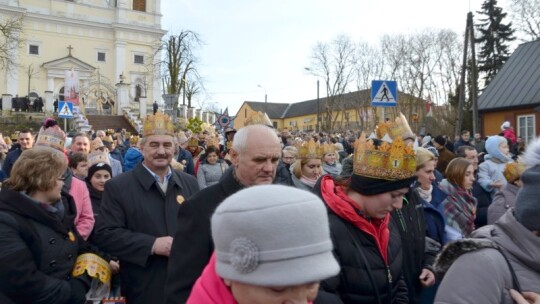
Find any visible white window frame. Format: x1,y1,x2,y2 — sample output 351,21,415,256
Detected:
517,114,536,145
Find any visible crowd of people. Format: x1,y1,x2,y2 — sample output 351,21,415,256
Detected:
0,112,539,304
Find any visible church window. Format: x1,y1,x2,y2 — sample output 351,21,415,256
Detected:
133,0,146,12
97,52,106,62
134,54,144,64
29,44,39,55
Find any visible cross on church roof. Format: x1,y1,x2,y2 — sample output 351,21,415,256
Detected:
67,45,73,56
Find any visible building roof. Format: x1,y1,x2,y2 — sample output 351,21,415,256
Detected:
242,90,373,119
478,39,540,111
244,102,290,119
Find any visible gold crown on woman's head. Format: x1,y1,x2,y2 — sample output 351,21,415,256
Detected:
297,139,325,160
376,113,415,142
36,127,65,152
143,112,175,137
206,136,220,149
353,132,416,181
245,111,273,127
187,136,199,148
321,142,336,156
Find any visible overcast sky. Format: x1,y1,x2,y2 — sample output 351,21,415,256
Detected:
161,0,510,116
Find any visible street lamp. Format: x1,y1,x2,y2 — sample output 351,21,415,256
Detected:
304,68,320,133
257,84,267,103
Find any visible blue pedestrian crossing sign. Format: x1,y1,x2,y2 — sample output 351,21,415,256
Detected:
371,80,398,107
58,101,74,118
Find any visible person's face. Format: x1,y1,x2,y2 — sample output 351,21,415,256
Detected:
72,136,90,153
18,132,34,150
461,132,470,142
416,160,436,189
500,141,510,155
90,169,111,192
464,149,479,170
462,165,475,190
226,132,235,141
358,188,409,219
43,175,65,203
72,161,89,178
141,135,175,172
474,133,481,140
323,153,336,165
282,151,296,165
206,152,219,165
227,280,319,304
230,131,281,186
301,159,322,179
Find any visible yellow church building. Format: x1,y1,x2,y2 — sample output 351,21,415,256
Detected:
0,0,165,113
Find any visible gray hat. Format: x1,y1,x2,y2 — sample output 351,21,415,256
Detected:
211,185,340,286
514,165,540,231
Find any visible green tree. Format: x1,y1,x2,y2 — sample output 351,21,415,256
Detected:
475,0,516,88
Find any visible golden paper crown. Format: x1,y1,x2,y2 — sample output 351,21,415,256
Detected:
503,162,526,183
297,139,325,160
72,253,111,287
206,136,220,149
143,112,175,137
10,132,19,140
376,113,415,141
187,137,199,148
353,132,416,180
91,138,105,151
87,151,111,168
129,135,140,145
322,142,337,155
106,129,114,136
245,111,273,127
36,127,66,152
102,135,113,143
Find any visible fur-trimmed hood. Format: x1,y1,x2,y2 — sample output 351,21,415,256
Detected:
433,238,499,279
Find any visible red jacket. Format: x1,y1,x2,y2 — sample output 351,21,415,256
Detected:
187,254,237,304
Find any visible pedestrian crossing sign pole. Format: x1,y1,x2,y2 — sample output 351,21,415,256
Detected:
58,101,74,132
371,80,397,122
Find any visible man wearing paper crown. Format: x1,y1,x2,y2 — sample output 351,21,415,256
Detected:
313,127,417,303
92,111,199,304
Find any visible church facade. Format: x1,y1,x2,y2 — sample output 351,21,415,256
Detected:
0,0,166,114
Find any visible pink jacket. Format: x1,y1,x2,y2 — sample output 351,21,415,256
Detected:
187,254,237,304
69,177,95,240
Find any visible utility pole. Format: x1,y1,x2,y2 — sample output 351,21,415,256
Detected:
456,12,479,138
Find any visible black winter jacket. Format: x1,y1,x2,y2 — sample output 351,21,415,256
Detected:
0,188,91,304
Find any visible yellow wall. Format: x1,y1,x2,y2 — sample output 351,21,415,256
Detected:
0,0,164,104
482,108,537,137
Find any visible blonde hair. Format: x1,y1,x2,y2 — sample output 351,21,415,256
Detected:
445,157,472,188
292,158,322,179
4,147,67,194
416,147,436,171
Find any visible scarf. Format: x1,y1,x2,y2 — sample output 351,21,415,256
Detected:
320,175,390,264
187,254,237,304
416,185,433,203
440,179,477,237
300,175,319,188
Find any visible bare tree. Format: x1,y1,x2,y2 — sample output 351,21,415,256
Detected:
308,35,357,131
0,13,24,72
508,0,540,41
159,30,202,109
